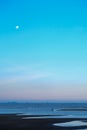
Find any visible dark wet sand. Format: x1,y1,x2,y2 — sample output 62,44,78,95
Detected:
0,114,87,130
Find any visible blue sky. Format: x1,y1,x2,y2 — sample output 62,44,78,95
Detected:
0,0,87,101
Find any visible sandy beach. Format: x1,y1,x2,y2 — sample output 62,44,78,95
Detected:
0,114,87,130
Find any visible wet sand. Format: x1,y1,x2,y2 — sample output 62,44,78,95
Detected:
0,114,87,130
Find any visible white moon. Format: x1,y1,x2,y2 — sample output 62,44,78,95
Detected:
16,25,19,29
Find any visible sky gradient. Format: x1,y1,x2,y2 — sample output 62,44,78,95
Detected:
0,0,87,102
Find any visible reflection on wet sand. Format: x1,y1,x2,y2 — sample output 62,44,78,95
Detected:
53,120,87,127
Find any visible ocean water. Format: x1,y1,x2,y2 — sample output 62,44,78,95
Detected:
0,103,87,118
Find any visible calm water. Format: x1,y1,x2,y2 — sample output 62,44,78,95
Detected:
0,103,87,118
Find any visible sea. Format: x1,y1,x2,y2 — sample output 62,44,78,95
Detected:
0,102,87,118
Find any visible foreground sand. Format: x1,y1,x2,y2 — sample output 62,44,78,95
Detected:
0,114,87,130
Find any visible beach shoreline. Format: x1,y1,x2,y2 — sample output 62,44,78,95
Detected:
0,114,87,129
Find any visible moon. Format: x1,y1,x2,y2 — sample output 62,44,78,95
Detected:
16,25,19,29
